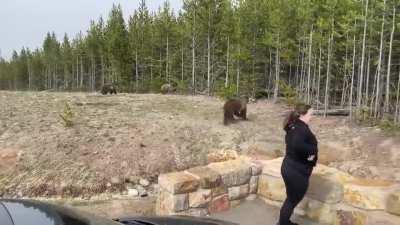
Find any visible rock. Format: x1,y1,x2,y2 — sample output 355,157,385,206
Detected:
127,188,139,197
250,162,263,176
158,171,199,194
207,159,251,187
207,150,238,163
246,194,257,201
110,177,121,185
366,211,400,225
307,174,344,203
140,178,150,187
208,194,230,214
128,176,140,184
228,184,249,201
259,158,283,177
121,161,128,168
186,167,222,189
258,174,286,202
136,185,148,197
386,189,400,216
304,199,335,224
343,179,395,210
249,176,259,194
157,190,189,213
212,185,228,198
230,199,244,208
189,189,212,208
333,209,367,225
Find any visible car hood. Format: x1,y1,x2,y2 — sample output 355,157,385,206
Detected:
117,216,239,225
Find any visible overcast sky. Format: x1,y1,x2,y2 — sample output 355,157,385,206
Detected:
0,0,182,60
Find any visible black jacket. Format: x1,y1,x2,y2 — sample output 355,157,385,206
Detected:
284,119,318,167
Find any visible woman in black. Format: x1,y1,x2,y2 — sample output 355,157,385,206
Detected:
277,104,318,225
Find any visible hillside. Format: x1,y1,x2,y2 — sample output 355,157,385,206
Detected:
0,91,399,198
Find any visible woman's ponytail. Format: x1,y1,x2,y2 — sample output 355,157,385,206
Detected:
283,103,311,131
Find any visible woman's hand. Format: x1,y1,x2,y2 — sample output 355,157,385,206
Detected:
307,155,315,161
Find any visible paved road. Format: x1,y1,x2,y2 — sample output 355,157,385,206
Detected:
212,198,321,225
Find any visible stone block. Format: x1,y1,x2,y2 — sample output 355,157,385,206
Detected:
207,159,251,187
208,194,230,213
228,184,249,200
189,189,212,208
258,174,286,202
186,166,222,189
249,176,259,194
158,172,199,194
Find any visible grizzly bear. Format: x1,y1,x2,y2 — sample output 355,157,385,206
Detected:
223,97,248,125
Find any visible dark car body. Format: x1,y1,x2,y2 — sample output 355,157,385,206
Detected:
0,199,238,225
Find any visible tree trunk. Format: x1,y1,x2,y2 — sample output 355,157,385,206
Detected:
135,51,139,92
385,6,395,113
225,36,230,88
236,45,241,95
80,57,83,89
267,50,272,91
395,62,400,123
27,58,31,90
101,55,105,87
357,0,369,108
181,40,184,82
307,26,313,104
349,23,356,119
273,35,280,103
365,49,371,106
316,43,322,111
207,8,211,95
76,56,79,89
299,42,305,98
324,23,334,117
341,33,349,107
374,0,386,118
192,8,196,95
166,33,169,84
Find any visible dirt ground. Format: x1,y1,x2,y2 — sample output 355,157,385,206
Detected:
0,91,399,199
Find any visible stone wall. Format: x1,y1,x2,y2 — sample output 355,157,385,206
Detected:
258,158,400,225
156,157,261,216
156,157,400,225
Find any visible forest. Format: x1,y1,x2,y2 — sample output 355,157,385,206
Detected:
0,0,399,123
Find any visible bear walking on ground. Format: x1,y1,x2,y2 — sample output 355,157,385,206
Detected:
223,97,248,125
161,83,176,94
101,84,117,95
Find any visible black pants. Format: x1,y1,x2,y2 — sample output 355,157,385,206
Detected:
278,157,313,225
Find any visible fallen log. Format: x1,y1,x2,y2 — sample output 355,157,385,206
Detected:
313,109,350,116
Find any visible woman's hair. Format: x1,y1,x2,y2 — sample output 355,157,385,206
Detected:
283,103,312,131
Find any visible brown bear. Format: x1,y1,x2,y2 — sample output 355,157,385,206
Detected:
160,83,176,94
223,97,248,125
101,84,117,95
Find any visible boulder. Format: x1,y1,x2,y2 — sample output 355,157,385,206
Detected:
207,159,251,187
249,176,259,194
186,167,222,189
189,189,212,208
386,189,400,216
208,194,230,213
158,172,199,194
258,174,286,202
228,184,249,200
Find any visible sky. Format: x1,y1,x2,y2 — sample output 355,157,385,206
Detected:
0,0,182,60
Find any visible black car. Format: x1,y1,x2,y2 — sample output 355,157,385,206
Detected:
0,199,238,225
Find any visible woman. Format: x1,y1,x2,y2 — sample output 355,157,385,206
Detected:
277,103,318,225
